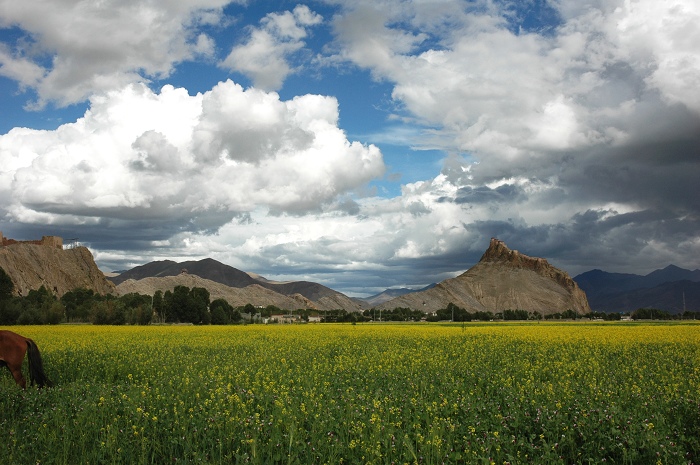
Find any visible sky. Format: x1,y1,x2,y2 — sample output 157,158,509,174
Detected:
1,0,699,297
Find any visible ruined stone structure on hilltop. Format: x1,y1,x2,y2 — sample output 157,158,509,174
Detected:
0,232,115,297
0,231,63,249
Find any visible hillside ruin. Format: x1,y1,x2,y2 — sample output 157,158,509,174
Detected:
0,232,115,297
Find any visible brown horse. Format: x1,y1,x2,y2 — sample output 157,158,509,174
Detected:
0,330,52,388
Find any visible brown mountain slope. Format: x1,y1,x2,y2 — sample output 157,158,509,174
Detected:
110,257,363,311
116,273,363,312
108,258,258,287
0,244,115,297
378,238,591,315
116,274,312,309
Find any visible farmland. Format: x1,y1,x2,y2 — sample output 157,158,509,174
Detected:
1,323,698,464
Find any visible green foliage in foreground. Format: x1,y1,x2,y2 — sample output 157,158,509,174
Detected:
1,324,699,464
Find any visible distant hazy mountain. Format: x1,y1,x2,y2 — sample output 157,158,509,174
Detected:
574,265,700,313
597,281,700,313
641,265,700,287
359,284,437,307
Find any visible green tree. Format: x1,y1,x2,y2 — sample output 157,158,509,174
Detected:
211,298,237,325
167,286,190,323
110,301,127,325
189,287,211,324
89,300,126,325
118,293,153,325
44,301,65,324
163,290,174,322
0,298,21,325
61,288,96,322
503,309,529,320
164,286,211,324
263,305,281,317
0,267,19,324
152,290,165,322
436,303,473,322
17,308,42,325
243,303,256,323
0,266,13,300
632,307,671,320
210,304,227,324
561,309,578,320
25,285,55,308
21,286,65,324
91,301,110,325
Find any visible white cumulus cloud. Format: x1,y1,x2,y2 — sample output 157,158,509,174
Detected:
221,4,323,90
0,81,385,231
0,0,236,107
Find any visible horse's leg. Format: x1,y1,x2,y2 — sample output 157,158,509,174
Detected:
7,362,26,389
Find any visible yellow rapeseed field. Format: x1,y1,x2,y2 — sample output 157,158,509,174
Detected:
1,322,698,464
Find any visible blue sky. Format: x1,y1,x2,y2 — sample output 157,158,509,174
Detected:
1,0,699,296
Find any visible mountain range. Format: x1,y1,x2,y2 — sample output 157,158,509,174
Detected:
361,284,437,307
573,265,700,313
109,258,364,312
111,238,591,316
2,234,698,314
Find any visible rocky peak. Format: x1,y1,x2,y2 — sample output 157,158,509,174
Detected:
480,238,581,294
377,238,591,315
481,238,540,265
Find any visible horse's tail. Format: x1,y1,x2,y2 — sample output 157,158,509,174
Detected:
26,339,52,388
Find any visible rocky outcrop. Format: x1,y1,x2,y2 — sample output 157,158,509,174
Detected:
378,238,591,315
0,243,116,297
478,238,586,297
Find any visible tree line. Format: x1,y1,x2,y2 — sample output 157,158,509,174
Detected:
0,283,156,325
0,268,327,325
2,268,698,324
425,303,547,322
421,302,699,321
0,283,265,326
630,307,699,320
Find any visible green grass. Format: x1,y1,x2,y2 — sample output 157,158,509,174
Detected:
1,323,698,464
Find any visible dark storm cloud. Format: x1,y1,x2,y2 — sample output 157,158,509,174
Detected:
452,184,523,204
581,141,699,212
